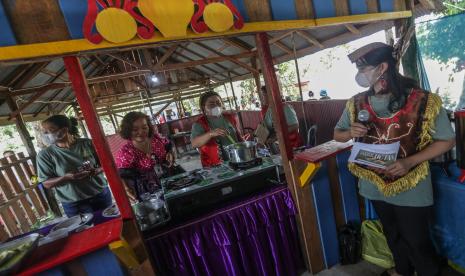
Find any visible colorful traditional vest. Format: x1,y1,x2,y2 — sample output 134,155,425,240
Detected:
347,89,442,196
196,113,241,168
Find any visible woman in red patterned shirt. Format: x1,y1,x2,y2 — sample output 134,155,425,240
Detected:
116,112,174,201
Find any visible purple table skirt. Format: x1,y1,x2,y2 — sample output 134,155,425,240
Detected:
146,186,305,276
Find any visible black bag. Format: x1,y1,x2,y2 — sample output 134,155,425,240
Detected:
338,222,362,265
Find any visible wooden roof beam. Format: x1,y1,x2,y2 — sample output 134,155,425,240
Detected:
32,57,101,117
154,44,179,69
265,31,294,47
90,88,207,113
194,42,259,74
146,47,213,81
345,24,361,35
98,92,206,116
418,0,437,10
172,52,226,81
268,34,293,54
9,61,71,119
0,64,31,88
40,69,68,81
177,44,240,77
222,37,253,52
107,53,148,71
275,20,394,64
295,30,325,49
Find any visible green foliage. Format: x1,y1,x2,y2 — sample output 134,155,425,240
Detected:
239,78,256,109
276,61,299,100
1,125,14,138
435,88,457,110
417,4,465,72
439,0,465,15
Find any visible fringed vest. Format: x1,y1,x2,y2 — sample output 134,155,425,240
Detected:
347,89,442,196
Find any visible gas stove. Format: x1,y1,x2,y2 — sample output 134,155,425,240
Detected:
160,162,279,222
229,158,263,170
163,170,204,192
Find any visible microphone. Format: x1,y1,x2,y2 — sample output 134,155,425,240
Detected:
356,109,370,142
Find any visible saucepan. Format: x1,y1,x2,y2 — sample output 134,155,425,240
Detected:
225,141,258,163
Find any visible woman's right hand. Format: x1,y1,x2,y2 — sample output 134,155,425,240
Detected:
65,171,92,181
350,123,368,138
209,128,228,138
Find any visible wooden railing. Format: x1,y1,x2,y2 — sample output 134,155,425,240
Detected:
0,152,49,241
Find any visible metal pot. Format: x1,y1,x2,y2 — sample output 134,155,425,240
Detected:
225,141,258,163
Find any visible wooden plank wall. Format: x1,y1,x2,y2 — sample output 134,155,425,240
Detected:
0,152,49,241
2,0,70,44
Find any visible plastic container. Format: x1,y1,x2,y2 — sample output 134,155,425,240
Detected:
0,233,40,275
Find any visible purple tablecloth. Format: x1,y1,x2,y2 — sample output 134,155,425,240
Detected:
145,186,304,276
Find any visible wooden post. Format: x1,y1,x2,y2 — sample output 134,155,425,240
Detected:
63,56,133,220
256,33,292,158
144,89,155,117
5,97,36,164
72,104,89,138
255,32,325,273
228,72,244,132
223,84,232,110
228,72,240,110
113,113,120,125
251,57,264,105
109,112,118,133
292,32,309,136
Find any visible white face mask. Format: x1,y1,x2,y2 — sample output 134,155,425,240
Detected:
208,106,223,117
42,129,65,145
355,66,381,88
42,133,58,145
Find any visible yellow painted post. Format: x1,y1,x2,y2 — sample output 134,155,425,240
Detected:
109,239,141,270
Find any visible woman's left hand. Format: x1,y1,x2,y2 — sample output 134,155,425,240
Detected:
166,152,175,167
385,158,415,177
90,167,104,176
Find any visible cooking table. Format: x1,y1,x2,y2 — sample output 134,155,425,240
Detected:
16,211,123,276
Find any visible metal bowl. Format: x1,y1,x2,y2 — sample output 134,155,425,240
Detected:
225,141,258,163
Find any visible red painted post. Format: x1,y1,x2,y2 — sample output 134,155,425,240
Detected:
63,56,133,219
255,32,293,158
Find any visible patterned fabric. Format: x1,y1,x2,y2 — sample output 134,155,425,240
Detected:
116,134,170,197
347,89,442,196
116,133,169,171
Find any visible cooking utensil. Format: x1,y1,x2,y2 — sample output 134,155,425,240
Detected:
226,134,236,144
50,213,94,234
225,141,258,163
102,204,121,218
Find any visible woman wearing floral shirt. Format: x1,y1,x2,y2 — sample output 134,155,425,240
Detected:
116,112,174,201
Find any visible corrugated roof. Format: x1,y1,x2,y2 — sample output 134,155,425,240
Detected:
0,1,439,125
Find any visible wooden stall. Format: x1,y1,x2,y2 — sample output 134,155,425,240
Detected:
0,0,446,275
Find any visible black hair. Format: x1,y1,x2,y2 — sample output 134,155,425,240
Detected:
360,45,420,113
119,112,154,140
43,115,80,136
199,91,222,114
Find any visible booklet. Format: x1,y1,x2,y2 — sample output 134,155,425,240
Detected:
348,142,400,169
